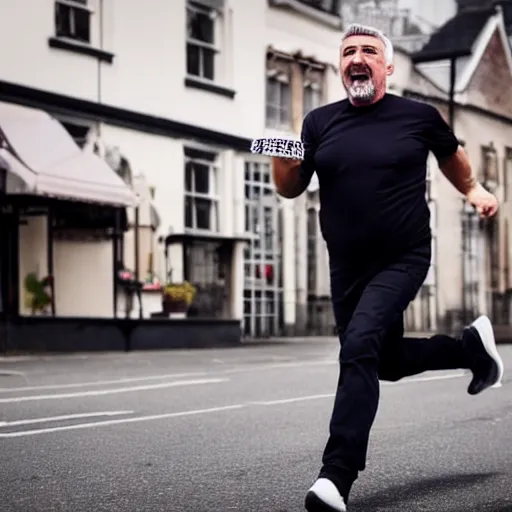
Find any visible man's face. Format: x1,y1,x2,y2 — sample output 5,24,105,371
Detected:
340,35,391,103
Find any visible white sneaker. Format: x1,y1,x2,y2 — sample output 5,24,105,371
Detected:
463,315,504,395
305,478,347,511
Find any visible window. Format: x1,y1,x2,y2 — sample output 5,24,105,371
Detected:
303,83,321,116
481,143,498,191
504,148,512,202
303,67,324,116
504,219,510,289
184,147,220,232
186,1,218,81
307,208,317,294
266,57,292,130
269,0,341,26
461,199,482,323
425,157,436,201
55,0,90,43
297,0,340,15
266,76,291,129
243,160,282,337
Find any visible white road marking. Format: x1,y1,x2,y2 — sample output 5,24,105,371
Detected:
0,357,34,362
0,358,466,394
0,360,334,393
0,372,470,438
221,360,336,375
251,374,466,406
0,378,228,403
0,371,208,393
0,411,134,427
0,405,245,438
383,372,467,385
253,393,335,406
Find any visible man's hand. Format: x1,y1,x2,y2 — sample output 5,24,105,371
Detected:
438,148,499,217
271,157,306,198
466,183,499,218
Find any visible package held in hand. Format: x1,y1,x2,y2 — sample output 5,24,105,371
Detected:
250,136,304,160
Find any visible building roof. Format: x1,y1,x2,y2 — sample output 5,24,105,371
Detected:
413,6,495,62
413,1,512,62
408,1,512,96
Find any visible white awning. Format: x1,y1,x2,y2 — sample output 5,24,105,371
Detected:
0,101,138,207
0,148,37,194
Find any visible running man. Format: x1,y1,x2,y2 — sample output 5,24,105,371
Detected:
270,23,504,512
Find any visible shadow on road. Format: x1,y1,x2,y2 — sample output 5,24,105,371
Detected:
349,471,507,511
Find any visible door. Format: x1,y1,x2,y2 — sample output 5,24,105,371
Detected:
0,203,19,319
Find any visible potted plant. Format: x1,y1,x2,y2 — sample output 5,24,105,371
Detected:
24,272,53,315
162,281,196,318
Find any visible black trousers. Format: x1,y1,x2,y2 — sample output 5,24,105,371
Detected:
319,243,468,499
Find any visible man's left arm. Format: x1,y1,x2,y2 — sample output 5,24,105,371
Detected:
439,146,499,218
425,105,499,218
438,145,476,195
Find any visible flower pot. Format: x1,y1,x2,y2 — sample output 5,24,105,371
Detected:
162,298,189,316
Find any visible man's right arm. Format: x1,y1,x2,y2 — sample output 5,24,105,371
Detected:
271,113,317,199
271,157,309,198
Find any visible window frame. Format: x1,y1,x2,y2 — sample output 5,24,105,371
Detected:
504,147,512,203
55,0,92,44
265,61,292,130
186,1,221,82
243,159,282,337
303,80,322,116
184,148,221,233
480,143,499,191
306,207,318,295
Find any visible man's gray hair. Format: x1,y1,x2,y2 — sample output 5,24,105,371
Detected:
341,24,394,64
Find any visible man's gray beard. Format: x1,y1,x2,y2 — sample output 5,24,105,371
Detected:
345,80,376,102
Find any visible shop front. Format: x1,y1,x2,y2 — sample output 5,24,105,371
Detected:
0,101,242,353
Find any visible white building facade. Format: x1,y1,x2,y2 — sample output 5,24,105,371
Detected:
0,0,348,335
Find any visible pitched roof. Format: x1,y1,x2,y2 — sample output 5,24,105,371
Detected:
408,3,512,97
412,6,495,62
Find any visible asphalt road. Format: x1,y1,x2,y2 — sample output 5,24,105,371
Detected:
1,338,511,512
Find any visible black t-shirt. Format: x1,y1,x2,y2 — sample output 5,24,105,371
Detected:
300,93,459,263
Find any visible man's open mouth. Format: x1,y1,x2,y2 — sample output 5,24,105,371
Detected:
350,73,370,81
